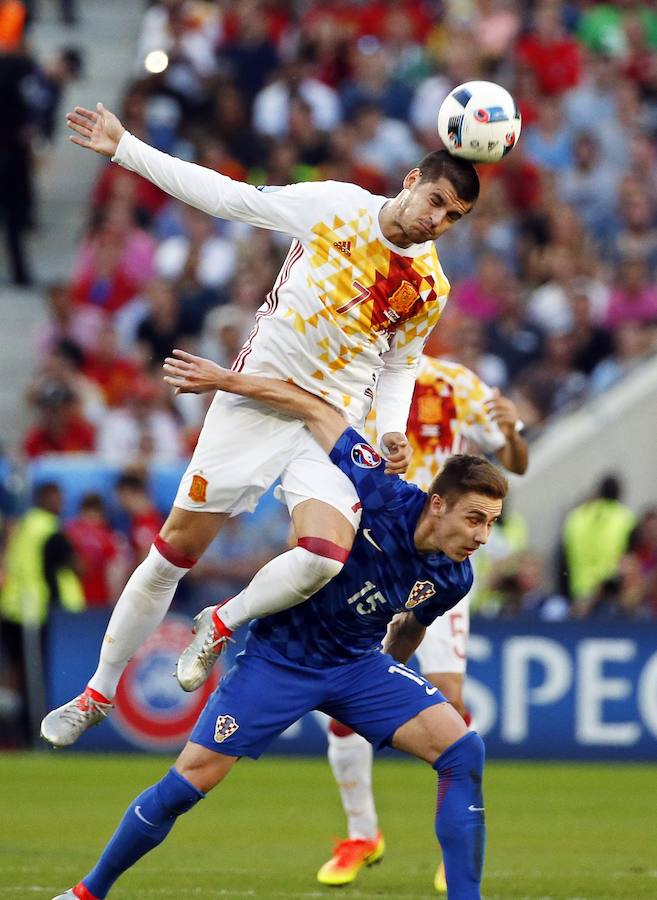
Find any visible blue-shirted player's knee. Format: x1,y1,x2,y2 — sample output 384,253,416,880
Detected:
175,740,239,794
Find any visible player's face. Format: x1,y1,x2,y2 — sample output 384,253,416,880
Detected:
396,171,473,245
417,492,503,561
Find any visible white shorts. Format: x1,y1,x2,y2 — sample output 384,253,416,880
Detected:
414,594,470,676
174,393,362,528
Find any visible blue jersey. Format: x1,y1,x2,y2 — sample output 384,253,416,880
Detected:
248,427,473,668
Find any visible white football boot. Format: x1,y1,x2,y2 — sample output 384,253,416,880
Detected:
176,606,233,692
41,687,113,748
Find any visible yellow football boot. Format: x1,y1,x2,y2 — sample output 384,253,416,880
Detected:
317,832,385,886
434,861,447,893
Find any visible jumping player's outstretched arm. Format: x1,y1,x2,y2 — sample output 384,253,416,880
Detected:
66,104,344,239
163,349,347,453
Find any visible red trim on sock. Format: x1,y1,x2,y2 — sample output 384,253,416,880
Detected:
329,719,355,738
297,536,350,564
73,883,99,900
84,686,111,705
154,535,197,569
212,605,234,638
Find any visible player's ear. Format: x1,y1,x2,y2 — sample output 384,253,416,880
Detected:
429,492,445,515
402,168,421,191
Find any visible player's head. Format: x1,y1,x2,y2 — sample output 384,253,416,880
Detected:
391,151,479,245
416,455,508,561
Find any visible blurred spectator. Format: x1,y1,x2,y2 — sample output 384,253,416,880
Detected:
526,245,609,335
30,337,106,426
217,1,279,103
0,43,34,285
319,122,386,194
71,202,156,313
522,95,574,172
82,320,142,407
65,493,127,606
340,34,413,122
562,474,636,606
97,375,182,467
513,330,588,424
484,279,544,380
558,131,620,242
493,551,569,620
351,103,421,183
605,256,657,328
452,252,511,322
134,278,183,366
449,317,507,388
589,320,654,394
208,80,264,169
568,291,614,376
154,205,237,325
22,45,83,143
0,480,84,742
0,0,26,51
199,302,252,369
623,507,657,616
609,192,657,276
516,3,582,95
563,51,619,135
114,471,164,566
252,54,341,138
34,282,103,355
23,380,96,458
577,3,657,58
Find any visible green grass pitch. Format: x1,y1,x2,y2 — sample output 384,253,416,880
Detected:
1,753,656,899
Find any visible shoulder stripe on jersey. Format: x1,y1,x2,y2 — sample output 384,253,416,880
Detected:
232,240,304,373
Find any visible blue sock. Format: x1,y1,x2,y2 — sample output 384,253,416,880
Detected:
82,768,204,899
433,731,486,900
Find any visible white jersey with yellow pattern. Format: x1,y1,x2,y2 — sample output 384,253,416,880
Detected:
367,355,507,491
113,133,450,439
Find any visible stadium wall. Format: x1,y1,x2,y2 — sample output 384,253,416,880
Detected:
46,611,657,761
509,356,657,566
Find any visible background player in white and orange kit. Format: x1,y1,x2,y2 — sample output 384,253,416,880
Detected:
319,355,528,890
41,103,480,748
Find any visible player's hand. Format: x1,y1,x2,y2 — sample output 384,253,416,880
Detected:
380,432,412,475
66,102,125,157
163,349,227,394
485,389,519,437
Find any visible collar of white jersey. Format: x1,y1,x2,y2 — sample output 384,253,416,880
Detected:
374,197,435,256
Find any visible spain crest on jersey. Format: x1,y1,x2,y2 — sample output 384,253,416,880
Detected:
214,714,239,743
405,580,436,609
389,280,420,315
188,473,208,503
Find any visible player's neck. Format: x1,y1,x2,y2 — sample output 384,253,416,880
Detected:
378,200,414,249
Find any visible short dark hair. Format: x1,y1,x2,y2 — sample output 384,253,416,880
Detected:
416,150,480,204
428,455,508,506
116,472,147,493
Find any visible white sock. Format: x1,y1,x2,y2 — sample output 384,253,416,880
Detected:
328,729,378,841
218,546,343,631
87,544,191,699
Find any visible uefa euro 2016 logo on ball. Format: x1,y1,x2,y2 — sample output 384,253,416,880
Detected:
438,80,522,163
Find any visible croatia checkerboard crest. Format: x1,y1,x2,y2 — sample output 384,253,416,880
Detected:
405,580,436,609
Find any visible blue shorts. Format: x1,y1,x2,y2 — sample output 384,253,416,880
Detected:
189,648,446,759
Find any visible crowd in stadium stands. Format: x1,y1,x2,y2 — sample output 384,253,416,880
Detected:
2,0,657,629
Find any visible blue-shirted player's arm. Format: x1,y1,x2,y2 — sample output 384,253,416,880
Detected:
163,349,350,449
163,350,416,509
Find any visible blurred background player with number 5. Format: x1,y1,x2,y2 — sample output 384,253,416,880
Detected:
318,353,528,892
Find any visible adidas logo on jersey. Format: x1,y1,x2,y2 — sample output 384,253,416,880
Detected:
333,240,352,257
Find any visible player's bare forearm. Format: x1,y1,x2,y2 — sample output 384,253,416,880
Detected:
163,349,346,452
496,430,528,475
382,612,426,663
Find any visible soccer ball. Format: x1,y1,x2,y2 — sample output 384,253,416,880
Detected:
437,81,521,163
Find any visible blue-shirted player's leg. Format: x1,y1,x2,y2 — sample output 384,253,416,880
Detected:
392,706,485,900
324,652,484,900
52,652,326,900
